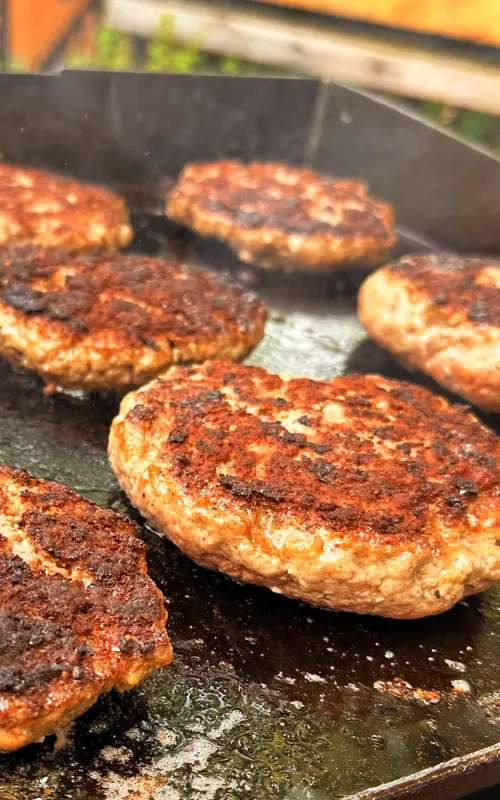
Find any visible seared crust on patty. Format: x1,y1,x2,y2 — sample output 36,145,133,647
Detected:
109,360,500,619
0,246,267,391
0,164,132,252
167,160,396,270
0,464,172,753
358,253,500,411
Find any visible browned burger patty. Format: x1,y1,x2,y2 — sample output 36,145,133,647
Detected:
109,360,500,620
0,464,172,753
0,245,267,391
167,160,396,270
358,253,500,411
0,163,132,252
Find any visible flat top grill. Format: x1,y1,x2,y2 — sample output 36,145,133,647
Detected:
0,72,498,800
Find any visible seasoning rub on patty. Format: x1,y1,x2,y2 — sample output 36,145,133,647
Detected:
109,360,500,619
167,160,396,270
359,253,500,411
0,246,267,391
0,163,132,252
0,465,173,753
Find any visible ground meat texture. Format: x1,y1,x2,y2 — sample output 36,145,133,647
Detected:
0,245,267,391
166,160,396,270
0,464,172,753
0,163,132,252
109,360,500,620
358,253,500,411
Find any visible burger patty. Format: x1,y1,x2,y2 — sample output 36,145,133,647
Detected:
0,246,267,391
0,164,132,252
109,360,500,620
167,160,396,270
0,464,173,753
358,253,500,411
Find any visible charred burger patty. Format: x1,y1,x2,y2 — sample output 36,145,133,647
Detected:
359,253,500,411
0,464,172,753
0,163,132,252
167,160,396,270
109,360,500,620
0,246,267,391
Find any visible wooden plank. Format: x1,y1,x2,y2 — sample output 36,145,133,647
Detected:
107,0,500,115
252,0,500,49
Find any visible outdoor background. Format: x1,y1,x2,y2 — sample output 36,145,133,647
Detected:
3,0,500,151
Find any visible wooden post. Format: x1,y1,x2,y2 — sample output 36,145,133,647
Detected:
9,0,91,69
0,0,8,70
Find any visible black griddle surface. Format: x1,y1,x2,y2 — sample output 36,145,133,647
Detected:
0,219,499,800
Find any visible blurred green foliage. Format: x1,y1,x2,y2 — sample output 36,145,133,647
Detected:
65,25,131,70
7,57,29,72
145,14,203,73
65,16,259,76
94,25,132,70
63,17,500,151
407,98,500,151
